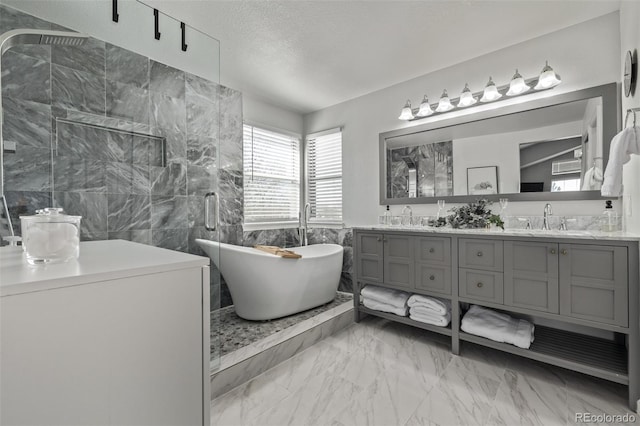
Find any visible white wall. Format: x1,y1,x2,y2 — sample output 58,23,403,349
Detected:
304,12,621,227
243,94,304,135
620,1,640,233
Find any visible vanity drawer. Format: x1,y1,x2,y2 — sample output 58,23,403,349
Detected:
415,237,451,266
459,239,503,272
459,268,504,304
415,264,451,295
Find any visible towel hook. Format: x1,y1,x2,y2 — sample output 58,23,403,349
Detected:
625,107,640,128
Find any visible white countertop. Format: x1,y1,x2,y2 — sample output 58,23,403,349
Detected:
353,226,640,241
0,240,209,297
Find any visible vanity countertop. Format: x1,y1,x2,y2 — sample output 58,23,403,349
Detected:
353,226,640,241
0,239,209,297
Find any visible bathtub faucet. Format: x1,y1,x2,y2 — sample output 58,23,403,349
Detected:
297,203,311,246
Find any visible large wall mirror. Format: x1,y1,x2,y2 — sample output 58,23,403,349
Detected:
380,83,619,204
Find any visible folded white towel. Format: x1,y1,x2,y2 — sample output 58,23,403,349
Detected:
602,127,640,196
461,305,535,349
360,285,410,309
409,308,451,327
407,294,451,315
362,297,408,317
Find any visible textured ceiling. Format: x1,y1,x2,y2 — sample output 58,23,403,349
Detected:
145,0,620,114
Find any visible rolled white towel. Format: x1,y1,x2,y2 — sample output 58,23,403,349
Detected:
360,285,410,309
461,305,535,349
409,308,451,327
362,297,408,317
407,294,451,315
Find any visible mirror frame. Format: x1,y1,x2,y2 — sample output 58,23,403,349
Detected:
379,83,620,205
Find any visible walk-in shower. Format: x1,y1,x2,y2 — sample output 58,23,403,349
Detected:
0,29,88,242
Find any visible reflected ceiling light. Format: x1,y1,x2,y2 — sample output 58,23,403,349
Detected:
480,76,502,102
398,99,414,120
457,83,477,107
435,89,454,112
416,95,434,117
506,69,530,96
534,61,562,90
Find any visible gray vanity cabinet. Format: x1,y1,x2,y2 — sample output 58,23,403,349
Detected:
414,237,452,295
356,232,384,283
504,241,559,314
559,244,628,327
383,234,414,289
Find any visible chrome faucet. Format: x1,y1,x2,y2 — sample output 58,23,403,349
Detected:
297,203,311,246
542,203,553,230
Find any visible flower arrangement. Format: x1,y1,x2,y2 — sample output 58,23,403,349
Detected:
435,198,504,229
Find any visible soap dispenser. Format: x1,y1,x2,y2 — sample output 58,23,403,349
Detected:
601,200,618,232
383,205,391,225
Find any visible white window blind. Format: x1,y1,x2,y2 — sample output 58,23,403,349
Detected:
243,124,300,226
307,129,342,224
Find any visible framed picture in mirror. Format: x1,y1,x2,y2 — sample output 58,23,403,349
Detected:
467,166,498,195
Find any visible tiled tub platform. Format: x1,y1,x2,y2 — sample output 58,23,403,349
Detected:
210,292,354,399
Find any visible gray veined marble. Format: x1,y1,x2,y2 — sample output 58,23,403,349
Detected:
151,161,187,196
218,225,242,246
106,162,150,195
107,194,151,232
218,197,243,226
53,157,107,193
342,247,353,273
54,191,108,237
151,195,188,229
0,4,51,61
2,50,51,104
150,60,185,100
51,37,105,78
218,168,242,199
150,91,187,135
3,146,51,192
108,229,152,245
152,228,188,252
3,190,52,234
156,125,187,162
64,110,162,138
186,163,216,196
186,93,219,140
106,80,150,125
219,86,243,170
186,72,219,104
2,97,51,149
105,43,149,89
56,121,126,162
187,195,205,228
51,64,105,114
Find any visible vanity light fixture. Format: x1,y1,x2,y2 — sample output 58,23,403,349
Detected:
398,99,414,120
480,76,502,102
416,95,434,117
398,61,562,121
457,83,477,107
435,90,454,112
506,69,530,96
534,61,561,90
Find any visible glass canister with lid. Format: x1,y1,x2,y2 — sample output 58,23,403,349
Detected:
20,208,81,265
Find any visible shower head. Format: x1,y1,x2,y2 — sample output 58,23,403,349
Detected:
0,28,89,56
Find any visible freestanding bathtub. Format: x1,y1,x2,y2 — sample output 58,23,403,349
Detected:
195,240,343,320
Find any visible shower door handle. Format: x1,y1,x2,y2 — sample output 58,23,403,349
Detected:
204,192,218,231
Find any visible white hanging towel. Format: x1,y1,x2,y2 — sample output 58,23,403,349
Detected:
360,285,410,308
407,294,451,315
601,127,640,197
581,165,603,191
461,305,535,349
362,297,408,317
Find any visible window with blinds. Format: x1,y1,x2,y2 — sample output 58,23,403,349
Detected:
306,129,343,224
243,124,300,227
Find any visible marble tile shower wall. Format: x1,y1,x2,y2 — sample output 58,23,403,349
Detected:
0,5,240,261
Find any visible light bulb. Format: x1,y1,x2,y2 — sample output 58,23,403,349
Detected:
480,77,502,102
506,69,530,96
457,83,477,107
416,95,433,117
534,61,561,90
435,89,454,112
398,99,414,120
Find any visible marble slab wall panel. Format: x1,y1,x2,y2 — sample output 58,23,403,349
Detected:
0,4,51,61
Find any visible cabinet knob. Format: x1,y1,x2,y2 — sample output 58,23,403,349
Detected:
429,248,435,253
477,251,483,257
550,249,556,254
376,237,381,242
561,249,567,255
477,282,484,288
429,275,435,281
